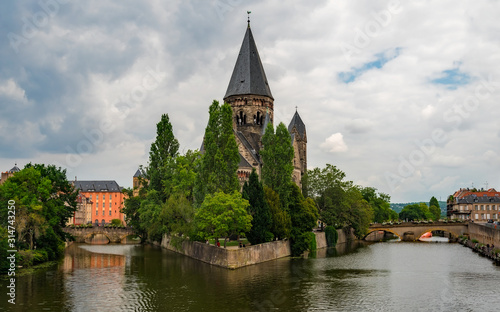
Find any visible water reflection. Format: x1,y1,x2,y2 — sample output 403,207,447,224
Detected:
2,241,500,311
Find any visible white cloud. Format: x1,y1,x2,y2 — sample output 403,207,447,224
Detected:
320,133,348,153
0,79,28,103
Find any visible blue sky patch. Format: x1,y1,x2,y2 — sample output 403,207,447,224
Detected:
430,68,470,89
339,48,401,83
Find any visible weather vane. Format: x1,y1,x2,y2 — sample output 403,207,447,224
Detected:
247,11,251,27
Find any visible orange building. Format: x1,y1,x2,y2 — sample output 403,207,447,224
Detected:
73,180,127,226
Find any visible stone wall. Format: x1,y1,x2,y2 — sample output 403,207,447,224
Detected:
161,228,355,269
161,235,291,269
467,223,500,246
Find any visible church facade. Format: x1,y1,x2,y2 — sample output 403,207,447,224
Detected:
223,22,307,188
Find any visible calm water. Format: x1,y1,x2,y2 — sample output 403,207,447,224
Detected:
2,239,500,312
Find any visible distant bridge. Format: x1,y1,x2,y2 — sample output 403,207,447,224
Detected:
64,227,137,244
365,222,468,241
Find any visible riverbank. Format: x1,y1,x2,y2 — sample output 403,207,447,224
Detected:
458,237,500,265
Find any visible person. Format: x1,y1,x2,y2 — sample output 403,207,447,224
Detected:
239,242,242,248
217,241,220,248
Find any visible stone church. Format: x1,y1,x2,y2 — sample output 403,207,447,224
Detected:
222,21,307,188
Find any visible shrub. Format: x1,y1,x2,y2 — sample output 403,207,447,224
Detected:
111,219,122,226
32,250,49,265
307,232,317,251
325,226,338,248
471,239,479,244
17,250,34,267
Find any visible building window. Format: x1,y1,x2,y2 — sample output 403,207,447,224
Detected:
481,205,484,210
109,202,112,207
475,214,478,220
109,210,111,216
102,202,105,208
493,205,496,210
475,205,478,210
487,205,490,210
481,213,484,219
96,210,98,216
90,195,92,200
96,195,99,200
110,194,112,200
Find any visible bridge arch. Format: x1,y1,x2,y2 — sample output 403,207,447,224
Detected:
83,232,112,244
363,228,402,241
413,227,461,240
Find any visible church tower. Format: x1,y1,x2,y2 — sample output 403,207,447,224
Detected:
223,17,306,188
224,18,274,183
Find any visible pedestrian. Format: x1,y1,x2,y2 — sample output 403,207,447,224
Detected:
217,241,220,248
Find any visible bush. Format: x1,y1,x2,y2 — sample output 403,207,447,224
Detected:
17,250,34,267
307,232,317,251
32,250,49,265
111,219,122,226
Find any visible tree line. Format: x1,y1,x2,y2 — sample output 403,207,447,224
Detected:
122,100,399,256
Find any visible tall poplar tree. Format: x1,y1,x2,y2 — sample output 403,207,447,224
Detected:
195,100,239,204
261,122,294,210
148,113,179,202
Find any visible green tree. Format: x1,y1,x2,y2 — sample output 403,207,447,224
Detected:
361,187,397,223
429,196,441,221
195,101,240,204
264,186,291,240
148,113,179,202
306,164,373,238
0,164,77,262
160,193,195,238
288,184,319,256
163,150,201,202
242,169,273,245
261,122,294,210
195,191,252,248
399,203,433,221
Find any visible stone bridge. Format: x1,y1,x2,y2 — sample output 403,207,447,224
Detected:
365,222,469,241
64,227,137,244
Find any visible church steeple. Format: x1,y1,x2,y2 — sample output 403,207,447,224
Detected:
224,23,273,100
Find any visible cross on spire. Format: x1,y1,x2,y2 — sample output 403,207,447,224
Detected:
247,11,251,27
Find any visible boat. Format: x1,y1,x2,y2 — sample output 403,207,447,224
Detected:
420,232,432,238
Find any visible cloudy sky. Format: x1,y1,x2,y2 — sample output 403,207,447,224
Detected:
1,0,499,203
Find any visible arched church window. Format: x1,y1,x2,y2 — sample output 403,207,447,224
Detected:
256,112,261,125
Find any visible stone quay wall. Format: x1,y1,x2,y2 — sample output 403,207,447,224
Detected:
161,235,291,269
161,229,352,269
467,222,500,246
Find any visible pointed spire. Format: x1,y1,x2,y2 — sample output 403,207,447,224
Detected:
288,110,306,139
224,22,273,100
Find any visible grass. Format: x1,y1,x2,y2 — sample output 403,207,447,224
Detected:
208,238,249,247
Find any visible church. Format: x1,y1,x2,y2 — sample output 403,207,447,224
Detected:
222,19,307,188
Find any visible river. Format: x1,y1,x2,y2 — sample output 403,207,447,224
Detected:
2,238,500,311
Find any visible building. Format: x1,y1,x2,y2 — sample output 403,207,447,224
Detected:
73,180,127,226
132,168,147,197
0,164,20,185
447,188,500,221
220,19,307,187
67,194,93,225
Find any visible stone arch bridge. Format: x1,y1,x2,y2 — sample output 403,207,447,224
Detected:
63,227,137,244
365,222,468,241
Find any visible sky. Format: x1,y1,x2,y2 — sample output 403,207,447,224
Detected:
1,0,499,203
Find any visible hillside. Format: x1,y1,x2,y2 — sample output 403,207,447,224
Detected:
390,201,447,217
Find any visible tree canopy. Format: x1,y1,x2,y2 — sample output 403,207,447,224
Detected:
261,122,294,210
148,113,179,202
195,191,252,247
195,101,240,204
0,164,78,268
242,169,273,245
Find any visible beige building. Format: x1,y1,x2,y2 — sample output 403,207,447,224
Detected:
447,188,500,221
67,194,93,225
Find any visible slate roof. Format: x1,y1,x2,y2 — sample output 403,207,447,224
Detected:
456,194,500,204
73,180,122,192
9,165,20,173
288,110,306,139
224,26,273,100
133,169,144,178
